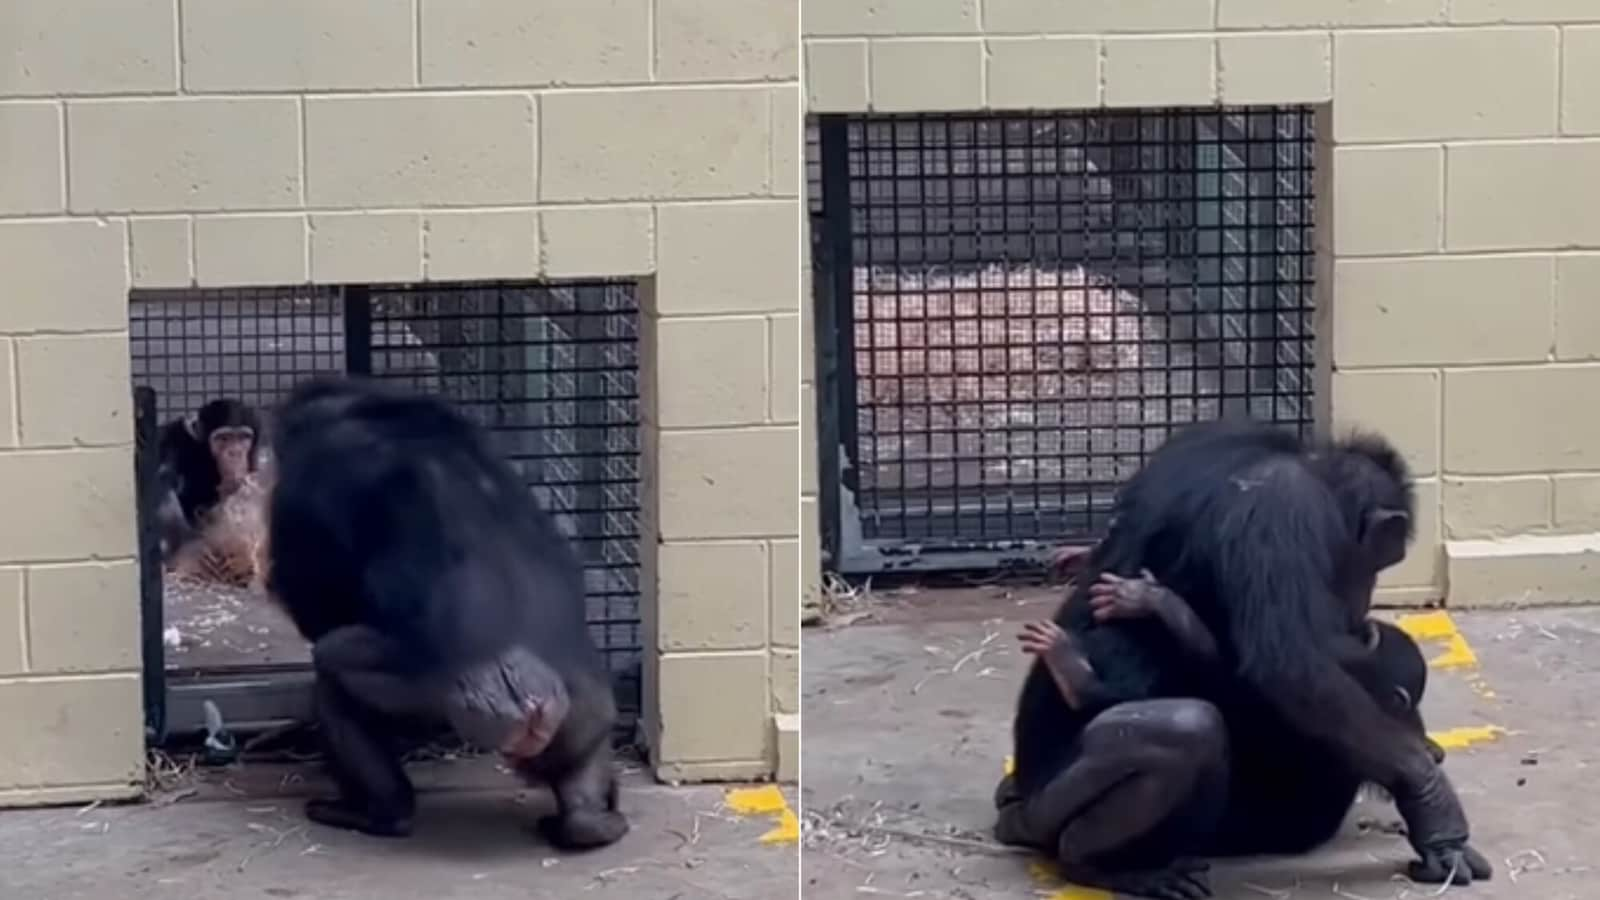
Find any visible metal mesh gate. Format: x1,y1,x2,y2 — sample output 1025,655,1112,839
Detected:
129,281,644,725
808,109,1319,573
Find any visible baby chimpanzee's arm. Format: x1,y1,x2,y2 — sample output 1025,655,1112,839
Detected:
1016,620,1119,711
1087,570,1221,667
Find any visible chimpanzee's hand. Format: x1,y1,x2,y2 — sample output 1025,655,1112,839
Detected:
1087,570,1162,623
1395,767,1493,885
1017,620,1069,657
1409,844,1494,885
1050,545,1093,581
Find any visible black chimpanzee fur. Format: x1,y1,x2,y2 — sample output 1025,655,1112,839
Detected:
265,376,627,849
1000,420,1489,898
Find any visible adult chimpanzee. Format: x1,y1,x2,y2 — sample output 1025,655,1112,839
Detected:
1016,569,1445,765
264,376,627,849
155,398,262,558
998,420,1489,899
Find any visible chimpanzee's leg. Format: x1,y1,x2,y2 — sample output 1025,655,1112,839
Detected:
513,672,629,851
305,625,427,837
998,699,1228,900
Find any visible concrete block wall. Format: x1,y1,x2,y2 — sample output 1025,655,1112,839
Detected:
0,0,799,802
803,0,1600,609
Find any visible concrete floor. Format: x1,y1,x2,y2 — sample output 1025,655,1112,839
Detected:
802,583,1600,899
0,756,798,900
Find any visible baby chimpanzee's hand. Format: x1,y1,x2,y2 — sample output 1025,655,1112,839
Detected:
1017,619,1069,657
1087,570,1164,623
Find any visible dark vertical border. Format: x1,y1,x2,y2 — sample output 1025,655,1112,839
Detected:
814,115,855,566
133,385,166,743
342,285,373,376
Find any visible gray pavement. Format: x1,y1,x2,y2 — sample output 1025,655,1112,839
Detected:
0,756,799,899
802,583,1599,899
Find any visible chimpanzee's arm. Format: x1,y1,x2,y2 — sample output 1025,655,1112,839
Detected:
1214,469,1491,885
1087,572,1221,667
1017,621,1121,710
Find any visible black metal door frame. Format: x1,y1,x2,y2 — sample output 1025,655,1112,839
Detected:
136,282,645,745
811,109,1318,576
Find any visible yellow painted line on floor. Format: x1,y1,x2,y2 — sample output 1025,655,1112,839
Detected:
1395,611,1480,670
1430,724,1507,751
723,785,799,845
1029,861,1114,900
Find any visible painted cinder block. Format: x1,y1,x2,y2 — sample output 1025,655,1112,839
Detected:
15,335,133,448
1444,365,1600,473
657,0,798,81
25,562,141,674
1334,28,1558,142
804,0,978,37
1332,146,1443,256
0,449,136,564
656,202,799,315
129,217,193,288
986,38,1100,109
653,651,769,762
181,0,414,91
419,0,650,87
869,40,984,112
0,676,144,795
539,206,651,278
0,103,64,215
305,94,537,208
424,210,540,281
1103,37,1217,108
1332,256,1555,367
805,40,869,111
1331,369,1441,478
657,428,799,540
193,215,308,287
540,89,768,202
309,213,423,283
657,542,769,651
0,0,176,96
0,220,127,334
1443,477,1553,539
67,99,301,213
1446,140,1600,251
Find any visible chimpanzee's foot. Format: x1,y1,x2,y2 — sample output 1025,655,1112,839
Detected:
304,798,413,838
1057,858,1212,900
539,808,629,850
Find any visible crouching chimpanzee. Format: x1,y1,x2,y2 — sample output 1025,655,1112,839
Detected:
264,376,627,849
154,398,262,561
1015,568,1446,765
999,421,1490,900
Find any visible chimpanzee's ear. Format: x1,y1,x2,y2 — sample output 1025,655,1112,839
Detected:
1391,685,1413,710
1364,508,1411,569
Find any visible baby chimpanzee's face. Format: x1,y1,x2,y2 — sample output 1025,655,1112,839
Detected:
209,425,255,489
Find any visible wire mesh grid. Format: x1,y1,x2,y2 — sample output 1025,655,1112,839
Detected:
808,108,1319,565
129,281,644,718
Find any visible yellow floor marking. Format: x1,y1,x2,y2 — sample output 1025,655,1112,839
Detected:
1429,725,1507,751
724,785,799,845
1004,755,1015,777
1029,861,1114,900
1395,610,1481,671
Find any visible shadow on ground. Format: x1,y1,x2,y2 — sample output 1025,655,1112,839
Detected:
802,583,1600,899
0,757,798,900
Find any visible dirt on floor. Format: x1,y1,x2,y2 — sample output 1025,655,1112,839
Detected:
163,574,310,669
802,581,1600,900
0,755,798,900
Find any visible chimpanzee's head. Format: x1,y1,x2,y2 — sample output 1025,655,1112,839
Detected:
1357,619,1445,764
1311,431,1416,574
197,399,259,492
